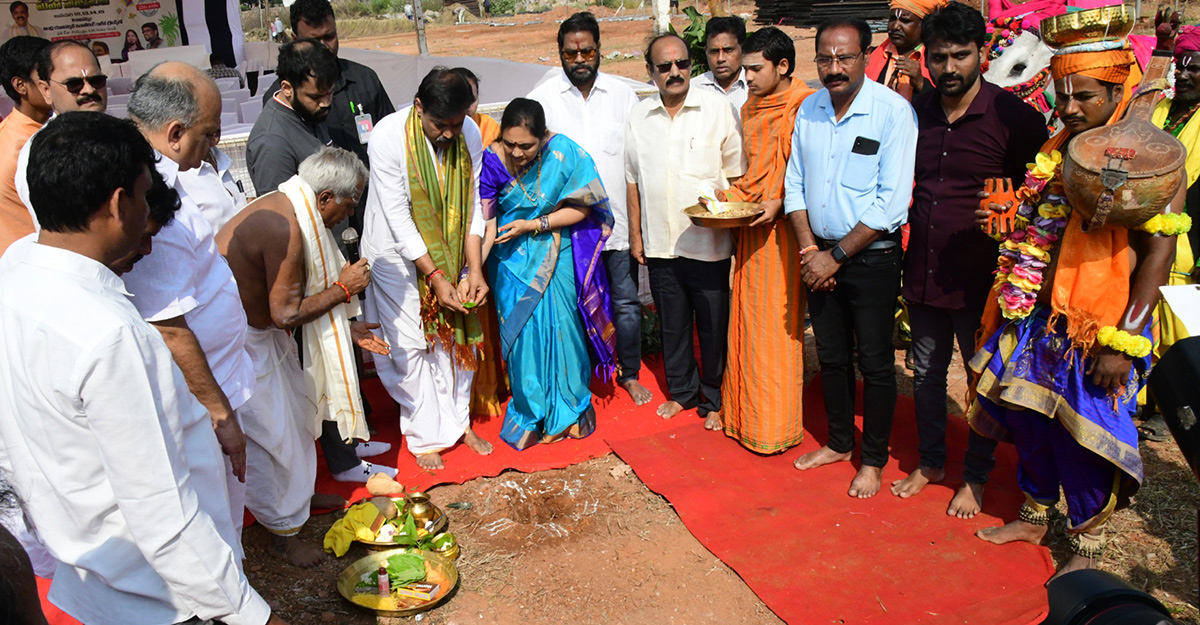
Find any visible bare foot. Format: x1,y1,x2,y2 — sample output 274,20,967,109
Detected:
947,482,985,519
1047,553,1097,585
703,412,722,431
267,533,325,568
976,519,1048,546
415,452,444,470
621,379,653,406
793,445,852,471
848,465,883,499
310,492,347,511
890,465,944,499
656,400,684,419
464,428,493,455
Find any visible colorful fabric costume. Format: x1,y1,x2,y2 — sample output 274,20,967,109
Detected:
717,80,813,453
483,134,617,450
968,43,1146,534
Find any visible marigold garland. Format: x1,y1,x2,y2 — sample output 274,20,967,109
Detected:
1096,326,1153,359
1136,212,1192,236
990,150,1072,320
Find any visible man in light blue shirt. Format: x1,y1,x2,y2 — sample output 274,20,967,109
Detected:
784,16,917,500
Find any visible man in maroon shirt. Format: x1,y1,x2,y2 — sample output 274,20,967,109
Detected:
891,2,1046,517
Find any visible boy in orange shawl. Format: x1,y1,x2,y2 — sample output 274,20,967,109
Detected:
866,0,945,101
969,27,1181,582
714,27,813,451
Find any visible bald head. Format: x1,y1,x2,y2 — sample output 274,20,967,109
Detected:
128,61,223,171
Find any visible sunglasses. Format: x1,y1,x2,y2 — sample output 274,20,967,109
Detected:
53,74,107,95
653,58,691,74
561,47,598,62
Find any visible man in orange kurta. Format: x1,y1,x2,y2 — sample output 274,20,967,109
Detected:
0,36,50,256
715,27,813,452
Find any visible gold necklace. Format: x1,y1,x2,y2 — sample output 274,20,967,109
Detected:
513,152,543,204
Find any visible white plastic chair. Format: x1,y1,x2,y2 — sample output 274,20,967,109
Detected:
220,111,239,128
107,77,134,95
214,77,241,91
106,105,127,119
239,99,263,124
107,93,130,106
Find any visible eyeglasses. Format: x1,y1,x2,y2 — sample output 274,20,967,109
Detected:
53,74,107,95
813,53,862,69
653,58,692,74
561,47,598,62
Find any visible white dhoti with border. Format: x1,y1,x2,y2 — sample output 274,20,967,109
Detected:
241,325,316,536
364,252,473,456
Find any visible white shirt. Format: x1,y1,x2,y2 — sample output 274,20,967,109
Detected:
625,87,746,261
15,127,33,227
361,106,485,349
693,68,749,113
178,147,249,232
526,71,639,251
0,237,269,625
121,154,256,411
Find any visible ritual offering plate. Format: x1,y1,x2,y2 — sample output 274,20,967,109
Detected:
1040,5,1133,48
337,548,459,617
682,202,763,229
355,495,450,552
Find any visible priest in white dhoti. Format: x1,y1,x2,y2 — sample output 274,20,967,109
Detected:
362,68,494,470
217,147,391,567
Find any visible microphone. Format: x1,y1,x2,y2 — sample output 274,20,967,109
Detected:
341,226,361,264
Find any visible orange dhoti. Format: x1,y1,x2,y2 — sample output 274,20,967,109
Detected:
721,221,806,453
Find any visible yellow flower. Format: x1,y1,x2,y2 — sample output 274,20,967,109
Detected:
1027,151,1062,181
1037,203,1068,219
1137,212,1193,236
1097,326,1152,358
1017,243,1050,262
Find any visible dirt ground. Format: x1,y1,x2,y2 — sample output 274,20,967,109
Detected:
243,5,1200,624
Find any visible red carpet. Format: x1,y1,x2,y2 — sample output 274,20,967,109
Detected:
607,380,1055,625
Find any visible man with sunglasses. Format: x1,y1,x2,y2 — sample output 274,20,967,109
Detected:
626,33,745,425
13,39,106,224
527,12,647,406
784,17,917,499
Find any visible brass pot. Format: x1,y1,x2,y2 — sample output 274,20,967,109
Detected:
1040,5,1133,49
405,492,437,525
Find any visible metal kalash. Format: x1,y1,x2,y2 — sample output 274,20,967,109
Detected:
1060,49,1186,231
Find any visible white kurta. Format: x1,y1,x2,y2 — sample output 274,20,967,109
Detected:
241,326,316,535
177,147,249,233
361,106,485,454
0,237,269,625
121,153,256,548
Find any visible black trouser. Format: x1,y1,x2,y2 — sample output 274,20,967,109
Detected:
647,257,731,416
602,249,643,383
320,420,362,474
807,244,901,468
296,331,363,474
907,302,998,483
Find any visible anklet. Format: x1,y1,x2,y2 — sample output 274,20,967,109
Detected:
1018,502,1050,526
1069,532,1105,558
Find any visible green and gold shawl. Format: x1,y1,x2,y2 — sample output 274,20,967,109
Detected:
404,107,482,368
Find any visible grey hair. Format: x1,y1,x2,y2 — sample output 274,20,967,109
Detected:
127,62,214,130
298,146,368,201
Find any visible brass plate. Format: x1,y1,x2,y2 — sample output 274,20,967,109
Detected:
336,548,459,617
681,202,764,229
1040,5,1133,48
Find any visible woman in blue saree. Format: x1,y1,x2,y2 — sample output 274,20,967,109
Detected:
480,98,617,451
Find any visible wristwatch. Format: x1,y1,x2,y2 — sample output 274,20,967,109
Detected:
830,244,848,264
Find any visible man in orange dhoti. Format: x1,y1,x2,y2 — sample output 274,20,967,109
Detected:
714,28,813,451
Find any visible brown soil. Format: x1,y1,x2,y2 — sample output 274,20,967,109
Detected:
244,454,782,625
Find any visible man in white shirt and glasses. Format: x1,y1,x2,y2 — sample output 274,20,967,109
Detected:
0,111,287,625
526,12,649,405
626,33,745,425
785,17,917,499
